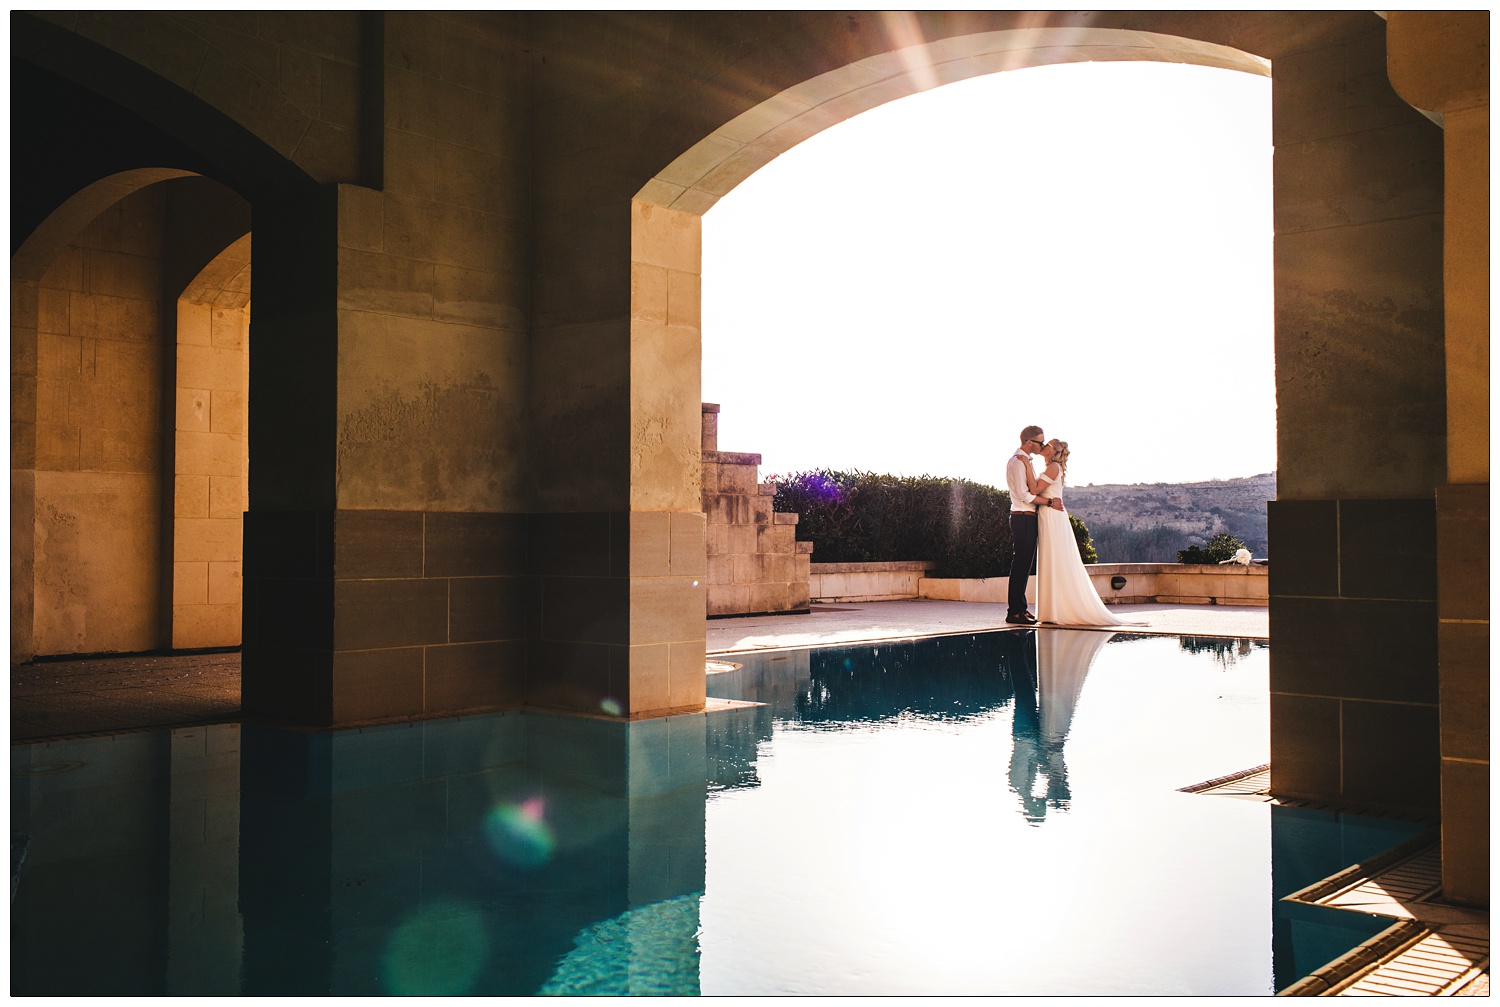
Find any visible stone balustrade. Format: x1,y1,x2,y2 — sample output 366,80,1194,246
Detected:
808,561,937,603
808,561,1268,606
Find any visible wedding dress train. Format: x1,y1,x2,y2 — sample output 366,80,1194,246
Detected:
1035,473,1125,627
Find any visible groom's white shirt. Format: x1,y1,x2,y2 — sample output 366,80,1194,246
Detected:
1007,449,1039,513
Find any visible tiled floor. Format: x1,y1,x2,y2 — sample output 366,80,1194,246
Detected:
12,601,1267,743
707,599,1268,654
12,650,240,742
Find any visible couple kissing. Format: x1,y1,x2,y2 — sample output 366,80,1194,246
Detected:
1005,425,1125,628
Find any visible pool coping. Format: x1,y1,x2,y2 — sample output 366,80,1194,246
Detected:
1185,765,1488,997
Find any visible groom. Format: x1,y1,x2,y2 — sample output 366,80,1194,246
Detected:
1005,425,1064,625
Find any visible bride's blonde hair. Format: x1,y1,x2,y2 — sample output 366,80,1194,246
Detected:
1047,439,1070,471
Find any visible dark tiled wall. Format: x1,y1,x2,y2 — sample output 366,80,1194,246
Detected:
244,509,531,726
1268,498,1440,812
243,509,641,728
526,512,630,714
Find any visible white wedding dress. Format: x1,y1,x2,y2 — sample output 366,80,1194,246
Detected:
1035,470,1124,627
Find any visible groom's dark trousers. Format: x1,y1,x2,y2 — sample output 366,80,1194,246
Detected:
1009,509,1039,617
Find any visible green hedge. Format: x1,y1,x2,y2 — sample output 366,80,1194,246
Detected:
1178,532,1247,565
771,469,1096,579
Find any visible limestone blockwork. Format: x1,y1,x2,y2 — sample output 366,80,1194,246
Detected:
9,12,1487,903
700,403,813,617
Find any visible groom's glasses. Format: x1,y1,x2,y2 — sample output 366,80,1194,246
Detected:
1026,439,1043,447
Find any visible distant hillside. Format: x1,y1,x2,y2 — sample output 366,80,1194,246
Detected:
1064,472,1276,562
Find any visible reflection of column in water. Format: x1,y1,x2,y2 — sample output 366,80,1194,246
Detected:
706,702,774,792
709,650,811,719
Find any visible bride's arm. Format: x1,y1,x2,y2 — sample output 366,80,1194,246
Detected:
1038,463,1064,510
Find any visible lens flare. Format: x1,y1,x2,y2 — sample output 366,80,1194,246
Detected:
484,798,555,868
599,697,623,717
381,898,489,995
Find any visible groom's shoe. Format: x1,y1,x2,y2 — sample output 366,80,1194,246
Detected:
1019,612,1039,624
1005,613,1027,625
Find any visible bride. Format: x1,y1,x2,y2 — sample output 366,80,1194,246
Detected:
1027,439,1125,627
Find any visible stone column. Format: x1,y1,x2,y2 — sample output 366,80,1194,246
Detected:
1267,18,1447,814
244,14,535,729
1387,10,1490,908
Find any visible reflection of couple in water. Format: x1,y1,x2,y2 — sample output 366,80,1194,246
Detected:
1008,629,1115,824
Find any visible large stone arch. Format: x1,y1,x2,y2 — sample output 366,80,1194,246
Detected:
606,12,1443,735
615,27,1283,725
608,11,1478,904
626,27,1272,515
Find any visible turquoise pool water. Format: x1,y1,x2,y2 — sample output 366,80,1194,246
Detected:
10,630,1427,995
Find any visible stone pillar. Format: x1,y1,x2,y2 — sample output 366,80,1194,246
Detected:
1267,19,1447,815
243,176,533,728
1387,10,1489,908
622,200,708,715
244,14,537,728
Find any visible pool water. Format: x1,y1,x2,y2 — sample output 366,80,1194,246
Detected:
10,630,1428,995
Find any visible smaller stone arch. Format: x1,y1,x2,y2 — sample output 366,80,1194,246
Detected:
12,170,254,663
12,169,197,283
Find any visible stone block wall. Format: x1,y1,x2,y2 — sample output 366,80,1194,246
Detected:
701,403,811,617
172,291,249,650
810,562,936,603
30,186,169,656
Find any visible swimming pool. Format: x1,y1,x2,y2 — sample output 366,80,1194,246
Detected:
10,630,1427,995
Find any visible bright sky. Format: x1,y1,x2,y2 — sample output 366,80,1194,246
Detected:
702,61,1275,488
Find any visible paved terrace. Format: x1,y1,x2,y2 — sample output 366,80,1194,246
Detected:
708,599,1267,654
12,601,1265,743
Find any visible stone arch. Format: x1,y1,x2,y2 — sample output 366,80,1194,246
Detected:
12,169,254,663
614,11,1446,819
625,27,1271,513
12,12,326,200
636,28,1268,216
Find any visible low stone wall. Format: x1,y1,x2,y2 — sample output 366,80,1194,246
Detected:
808,561,937,603
808,561,1268,606
920,563,1268,606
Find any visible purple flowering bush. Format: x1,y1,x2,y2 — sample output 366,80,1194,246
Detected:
770,469,1096,578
